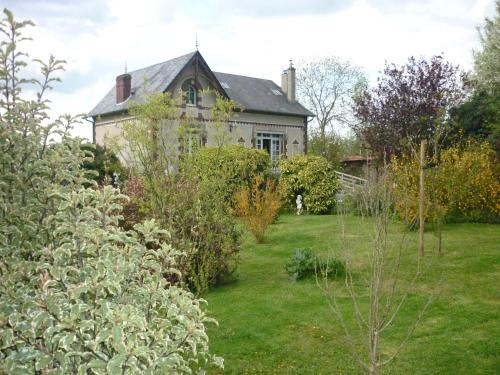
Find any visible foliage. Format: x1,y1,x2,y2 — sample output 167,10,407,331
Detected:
120,174,147,231
391,141,500,223
473,1,500,91
1,188,223,374
122,94,241,295
81,143,125,185
448,89,500,152
352,56,464,161
307,130,342,166
297,56,366,144
279,155,340,214
285,249,345,281
234,175,281,243
209,91,239,147
450,3,500,154
159,176,241,293
285,248,319,281
184,145,270,204
0,9,221,373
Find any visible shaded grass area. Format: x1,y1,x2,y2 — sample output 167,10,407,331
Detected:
205,214,500,374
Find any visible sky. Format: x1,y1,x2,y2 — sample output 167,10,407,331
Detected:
3,0,497,140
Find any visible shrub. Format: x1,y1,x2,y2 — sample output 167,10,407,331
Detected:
235,174,281,243
391,140,500,223
184,145,270,204
0,10,222,372
122,98,242,294
1,188,223,373
120,174,147,230
161,176,241,293
81,143,126,185
285,249,346,281
279,155,340,214
285,249,319,281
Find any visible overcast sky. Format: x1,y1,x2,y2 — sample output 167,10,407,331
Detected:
3,0,496,140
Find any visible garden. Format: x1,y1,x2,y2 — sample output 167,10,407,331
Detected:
205,214,500,374
1,7,499,375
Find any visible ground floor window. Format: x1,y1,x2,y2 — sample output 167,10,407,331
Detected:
180,124,204,154
256,132,283,161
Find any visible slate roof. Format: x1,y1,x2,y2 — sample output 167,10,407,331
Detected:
214,72,313,117
89,51,313,118
89,52,196,117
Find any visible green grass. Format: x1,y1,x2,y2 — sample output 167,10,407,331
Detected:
204,214,500,374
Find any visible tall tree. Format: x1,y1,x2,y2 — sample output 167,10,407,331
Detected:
473,1,500,92
448,2,500,152
297,57,366,147
352,56,464,160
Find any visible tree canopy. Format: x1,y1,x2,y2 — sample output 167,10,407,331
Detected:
352,56,464,160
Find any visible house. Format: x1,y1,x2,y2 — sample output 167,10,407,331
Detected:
89,51,314,162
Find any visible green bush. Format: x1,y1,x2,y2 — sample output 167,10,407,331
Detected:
122,102,244,295
81,143,126,185
391,140,500,224
160,176,241,293
184,145,270,203
0,10,222,373
285,249,319,281
285,249,346,281
279,155,340,214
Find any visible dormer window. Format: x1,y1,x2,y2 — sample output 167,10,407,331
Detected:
182,79,197,105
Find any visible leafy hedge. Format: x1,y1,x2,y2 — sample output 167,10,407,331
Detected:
279,155,340,214
183,145,270,204
391,141,500,223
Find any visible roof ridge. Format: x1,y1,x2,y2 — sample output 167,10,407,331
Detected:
126,51,196,75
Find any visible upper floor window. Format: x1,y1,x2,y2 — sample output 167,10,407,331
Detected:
187,85,196,105
182,79,197,105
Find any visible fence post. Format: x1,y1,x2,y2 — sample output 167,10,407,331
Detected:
418,139,426,257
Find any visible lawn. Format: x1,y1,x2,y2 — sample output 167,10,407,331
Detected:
205,214,500,374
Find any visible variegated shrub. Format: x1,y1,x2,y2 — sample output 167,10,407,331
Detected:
0,9,222,374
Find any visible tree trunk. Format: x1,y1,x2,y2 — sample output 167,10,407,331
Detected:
418,140,426,257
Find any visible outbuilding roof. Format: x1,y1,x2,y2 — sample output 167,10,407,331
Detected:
89,51,313,118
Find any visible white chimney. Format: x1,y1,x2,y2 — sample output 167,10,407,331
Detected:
281,60,295,102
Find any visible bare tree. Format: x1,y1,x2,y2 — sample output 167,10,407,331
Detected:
319,170,433,374
297,57,366,143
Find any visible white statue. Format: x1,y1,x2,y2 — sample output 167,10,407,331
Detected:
296,194,303,215
112,172,120,187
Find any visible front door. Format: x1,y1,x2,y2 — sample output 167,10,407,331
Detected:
256,132,283,161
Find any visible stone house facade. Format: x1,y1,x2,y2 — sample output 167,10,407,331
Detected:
89,51,313,163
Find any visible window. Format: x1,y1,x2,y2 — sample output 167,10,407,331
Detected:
256,132,283,161
186,132,201,153
271,89,282,96
182,79,197,105
221,82,230,89
292,139,299,155
180,124,203,154
187,84,196,105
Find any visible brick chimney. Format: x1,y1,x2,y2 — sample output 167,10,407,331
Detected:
116,73,131,103
281,60,295,102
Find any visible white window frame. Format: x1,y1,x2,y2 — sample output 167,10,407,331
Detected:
256,132,283,161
